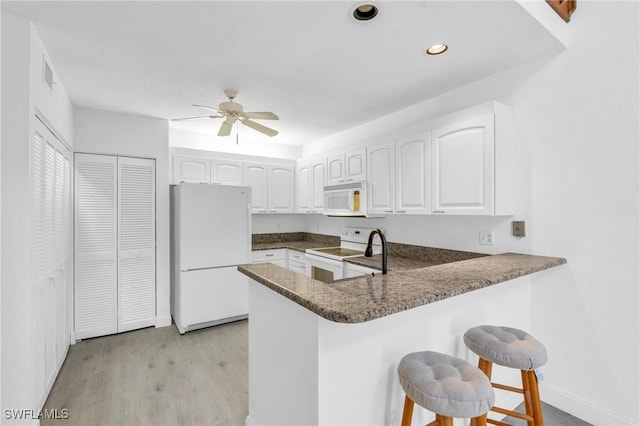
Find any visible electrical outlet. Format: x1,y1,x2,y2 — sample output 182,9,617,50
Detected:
479,231,494,245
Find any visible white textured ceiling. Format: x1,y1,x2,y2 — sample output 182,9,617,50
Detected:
3,1,562,146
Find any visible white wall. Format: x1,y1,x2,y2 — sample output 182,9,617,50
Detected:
170,127,302,160
74,107,172,328
301,2,639,423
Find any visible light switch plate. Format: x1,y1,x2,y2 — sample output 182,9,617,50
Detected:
512,221,526,237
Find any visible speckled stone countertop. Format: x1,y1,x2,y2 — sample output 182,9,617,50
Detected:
252,232,340,253
238,253,567,323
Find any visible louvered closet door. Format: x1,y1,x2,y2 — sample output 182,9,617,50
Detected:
74,154,118,340
117,157,156,333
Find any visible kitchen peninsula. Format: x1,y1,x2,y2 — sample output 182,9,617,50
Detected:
238,250,566,425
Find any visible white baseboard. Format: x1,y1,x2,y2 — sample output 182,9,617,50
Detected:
155,314,172,328
542,383,637,425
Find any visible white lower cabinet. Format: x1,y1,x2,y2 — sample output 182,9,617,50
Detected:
74,154,156,340
343,262,379,278
287,249,307,274
251,249,287,268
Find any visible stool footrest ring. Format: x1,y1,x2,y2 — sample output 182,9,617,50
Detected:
492,406,535,422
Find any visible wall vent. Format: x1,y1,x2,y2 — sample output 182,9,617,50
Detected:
43,55,54,92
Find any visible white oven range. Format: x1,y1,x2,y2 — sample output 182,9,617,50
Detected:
305,227,381,283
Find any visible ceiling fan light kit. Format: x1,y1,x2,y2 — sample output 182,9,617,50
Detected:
172,89,279,138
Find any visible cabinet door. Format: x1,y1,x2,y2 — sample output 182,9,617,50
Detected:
326,154,345,185
431,115,494,215
211,159,244,185
244,163,269,213
367,141,396,214
396,134,430,215
345,148,367,182
74,153,118,340
310,159,326,213
295,162,311,213
117,157,156,333
268,165,295,213
172,155,210,184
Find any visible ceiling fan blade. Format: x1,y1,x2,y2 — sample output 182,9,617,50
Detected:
171,115,223,121
193,104,222,113
241,111,279,120
240,118,279,137
218,120,233,137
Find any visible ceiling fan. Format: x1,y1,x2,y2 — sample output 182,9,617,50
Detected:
172,89,279,137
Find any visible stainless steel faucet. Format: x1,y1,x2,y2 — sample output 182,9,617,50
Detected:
364,228,387,275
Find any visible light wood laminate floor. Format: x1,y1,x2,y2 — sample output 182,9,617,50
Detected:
43,321,248,426
43,320,591,426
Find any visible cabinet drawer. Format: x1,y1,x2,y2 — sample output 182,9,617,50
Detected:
288,259,307,274
287,249,306,262
251,249,286,263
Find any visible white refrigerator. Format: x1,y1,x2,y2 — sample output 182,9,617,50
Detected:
170,183,251,334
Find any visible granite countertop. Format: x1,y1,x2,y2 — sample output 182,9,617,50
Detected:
252,240,328,253
344,255,434,272
238,253,567,324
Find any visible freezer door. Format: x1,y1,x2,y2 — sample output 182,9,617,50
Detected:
176,184,251,270
179,268,248,327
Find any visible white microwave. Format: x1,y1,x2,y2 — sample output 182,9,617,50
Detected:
323,181,374,217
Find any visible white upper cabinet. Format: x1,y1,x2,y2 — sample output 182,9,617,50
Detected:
244,163,269,213
396,133,431,215
211,159,243,186
326,148,366,185
296,158,326,213
295,161,311,213
173,156,244,185
431,112,511,215
310,159,326,212
245,162,294,214
268,164,295,213
367,141,396,215
173,155,210,184
345,148,367,182
326,153,345,186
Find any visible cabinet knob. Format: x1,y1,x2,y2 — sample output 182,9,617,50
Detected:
433,210,445,214
384,210,394,213
397,210,407,213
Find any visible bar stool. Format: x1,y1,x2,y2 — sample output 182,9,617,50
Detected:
464,325,548,426
398,351,495,426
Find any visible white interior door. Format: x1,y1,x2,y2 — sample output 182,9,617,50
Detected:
74,153,118,340
117,156,156,333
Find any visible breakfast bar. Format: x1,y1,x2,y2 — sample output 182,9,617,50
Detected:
238,253,566,425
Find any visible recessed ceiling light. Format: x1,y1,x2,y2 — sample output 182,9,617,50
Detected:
426,44,448,55
352,4,379,21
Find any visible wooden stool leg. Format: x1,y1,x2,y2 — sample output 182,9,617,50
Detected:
475,358,493,425
521,369,535,426
436,414,454,426
401,395,414,426
472,415,487,426
527,370,545,426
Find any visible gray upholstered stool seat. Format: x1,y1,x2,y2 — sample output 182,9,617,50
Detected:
464,325,547,426
398,351,495,419
463,325,548,370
